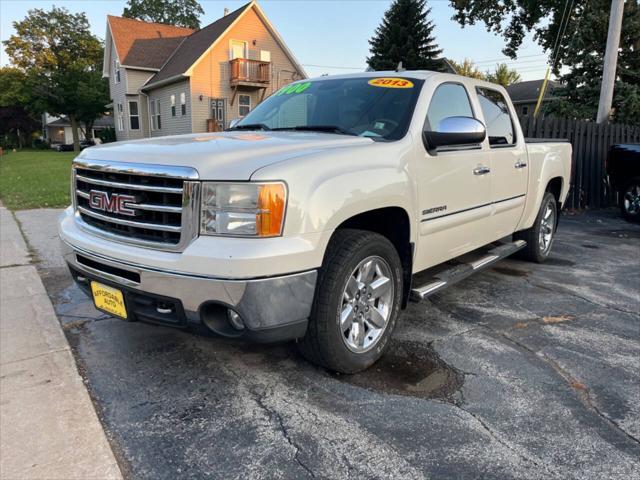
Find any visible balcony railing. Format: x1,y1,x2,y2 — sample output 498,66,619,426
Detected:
230,58,271,85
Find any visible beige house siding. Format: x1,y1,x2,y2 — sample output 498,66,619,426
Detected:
148,80,192,137
189,6,304,133
127,69,155,95
106,38,151,141
107,47,131,141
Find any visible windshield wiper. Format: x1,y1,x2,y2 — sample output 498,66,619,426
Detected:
274,125,357,136
228,123,271,131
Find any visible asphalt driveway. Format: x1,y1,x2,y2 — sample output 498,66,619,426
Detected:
17,208,640,480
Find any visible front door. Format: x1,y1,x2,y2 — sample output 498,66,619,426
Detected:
414,82,493,271
211,98,226,131
475,87,527,238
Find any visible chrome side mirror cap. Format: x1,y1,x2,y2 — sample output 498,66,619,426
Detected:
423,116,486,151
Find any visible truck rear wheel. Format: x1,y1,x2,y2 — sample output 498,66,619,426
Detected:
514,192,557,263
299,229,402,373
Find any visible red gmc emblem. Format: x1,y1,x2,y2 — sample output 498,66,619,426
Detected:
89,190,137,216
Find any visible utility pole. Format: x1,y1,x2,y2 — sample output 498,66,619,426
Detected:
596,0,625,123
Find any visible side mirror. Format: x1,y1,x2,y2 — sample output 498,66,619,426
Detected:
423,116,486,151
229,118,240,129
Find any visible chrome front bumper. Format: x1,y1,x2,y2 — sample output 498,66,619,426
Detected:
61,240,317,342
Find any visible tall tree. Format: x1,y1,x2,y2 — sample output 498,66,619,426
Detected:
485,63,521,87
367,0,443,71
0,68,39,149
546,0,640,123
450,0,640,122
3,7,109,150
123,0,204,29
449,58,485,79
0,67,30,107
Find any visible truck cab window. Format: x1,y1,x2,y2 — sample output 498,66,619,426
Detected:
476,87,516,146
426,83,473,130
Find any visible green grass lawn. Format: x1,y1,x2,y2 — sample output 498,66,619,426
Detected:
0,149,76,210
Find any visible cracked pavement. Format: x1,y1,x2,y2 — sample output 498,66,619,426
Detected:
16,208,640,479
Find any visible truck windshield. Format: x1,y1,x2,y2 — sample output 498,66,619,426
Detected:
232,77,424,141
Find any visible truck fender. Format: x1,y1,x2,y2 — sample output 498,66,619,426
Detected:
517,144,571,231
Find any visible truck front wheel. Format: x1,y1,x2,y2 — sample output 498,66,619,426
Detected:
299,229,403,373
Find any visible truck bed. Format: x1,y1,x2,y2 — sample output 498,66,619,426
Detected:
525,138,570,143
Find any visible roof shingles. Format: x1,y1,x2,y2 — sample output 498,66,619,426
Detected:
506,79,561,103
143,2,251,87
108,15,194,70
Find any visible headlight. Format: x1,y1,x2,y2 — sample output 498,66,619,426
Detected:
200,182,286,237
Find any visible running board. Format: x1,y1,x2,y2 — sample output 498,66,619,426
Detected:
410,240,527,301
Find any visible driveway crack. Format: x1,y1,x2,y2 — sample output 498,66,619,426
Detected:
525,279,638,317
450,400,558,475
432,288,640,447
499,332,640,447
251,389,317,479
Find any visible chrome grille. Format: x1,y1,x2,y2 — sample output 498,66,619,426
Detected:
72,159,199,251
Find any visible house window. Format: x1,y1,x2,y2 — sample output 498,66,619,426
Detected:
129,101,140,130
155,99,162,129
239,94,251,117
116,103,124,131
522,106,529,115
180,92,186,115
150,100,155,130
171,95,176,117
114,60,121,84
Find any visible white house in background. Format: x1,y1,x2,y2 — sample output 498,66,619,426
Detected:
42,114,114,145
103,0,306,141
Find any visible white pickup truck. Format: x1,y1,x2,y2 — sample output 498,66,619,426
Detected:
59,71,571,373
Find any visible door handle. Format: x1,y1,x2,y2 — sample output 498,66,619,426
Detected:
473,166,491,175
515,161,528,169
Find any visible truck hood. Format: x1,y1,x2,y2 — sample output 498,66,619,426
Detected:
79,131,374,180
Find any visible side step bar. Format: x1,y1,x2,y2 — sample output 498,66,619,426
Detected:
410,240,527,301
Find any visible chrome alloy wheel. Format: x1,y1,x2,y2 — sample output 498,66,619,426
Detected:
539,202,555,253
340,256,394,353
623,184,640,216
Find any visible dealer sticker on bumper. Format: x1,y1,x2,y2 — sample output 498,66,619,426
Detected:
90,281,127,319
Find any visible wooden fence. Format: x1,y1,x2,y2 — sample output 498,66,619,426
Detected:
518,115,640,209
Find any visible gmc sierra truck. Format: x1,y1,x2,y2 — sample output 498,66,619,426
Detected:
59,71,572,373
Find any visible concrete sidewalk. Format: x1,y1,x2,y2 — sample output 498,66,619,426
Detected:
0,206,122,479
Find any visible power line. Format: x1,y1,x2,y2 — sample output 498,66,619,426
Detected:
536,0,592,119
302,58,550,73
472,54,547,65
549,0,572,69
301,63,364,70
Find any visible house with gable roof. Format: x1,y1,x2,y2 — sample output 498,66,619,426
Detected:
103,1,306,141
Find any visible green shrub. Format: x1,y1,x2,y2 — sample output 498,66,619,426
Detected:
33,138,51,149
99,127,116,143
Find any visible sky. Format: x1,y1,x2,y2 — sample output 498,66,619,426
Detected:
0,0,552,81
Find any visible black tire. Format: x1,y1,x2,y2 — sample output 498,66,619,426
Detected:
514,192,557,263
298,229,403,374
619,177,640,223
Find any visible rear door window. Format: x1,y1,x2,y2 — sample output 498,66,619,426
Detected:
476,87,516,147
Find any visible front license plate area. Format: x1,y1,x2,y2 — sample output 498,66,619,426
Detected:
91,281,128,319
